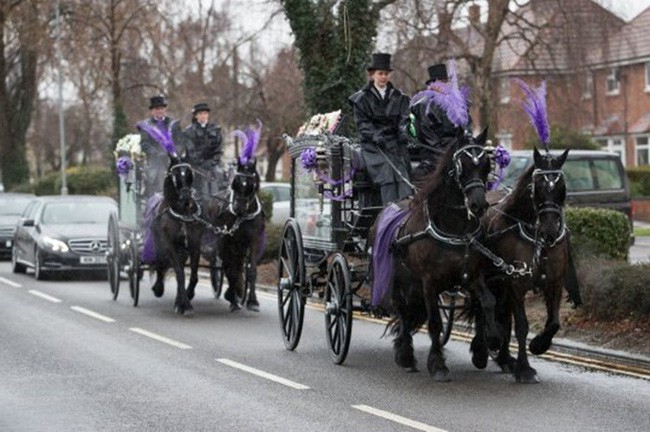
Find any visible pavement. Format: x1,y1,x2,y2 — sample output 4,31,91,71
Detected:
631,221,650,264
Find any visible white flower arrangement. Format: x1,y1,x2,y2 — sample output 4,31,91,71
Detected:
297,110,342,137
114,133,143,159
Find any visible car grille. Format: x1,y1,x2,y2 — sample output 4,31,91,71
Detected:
0,226,14,237
68,238,108,255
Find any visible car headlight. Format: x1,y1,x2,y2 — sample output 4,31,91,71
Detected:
42,236,69,252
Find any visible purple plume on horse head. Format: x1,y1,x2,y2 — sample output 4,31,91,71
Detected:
513,78,550,149
232,119,262,165
137,119,177,154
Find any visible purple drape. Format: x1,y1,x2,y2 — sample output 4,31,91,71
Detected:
372,204,410,306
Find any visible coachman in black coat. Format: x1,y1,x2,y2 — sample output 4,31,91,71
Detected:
348,53,412,205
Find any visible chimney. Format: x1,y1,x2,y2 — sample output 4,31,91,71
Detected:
468,4,480,27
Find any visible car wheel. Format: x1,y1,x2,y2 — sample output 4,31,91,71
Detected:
11,248,26,274
34,249,49,281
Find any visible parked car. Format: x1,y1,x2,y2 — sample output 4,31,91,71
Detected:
0,193,36,259
12,195,117,280
260,182,291,225
501,149,634,238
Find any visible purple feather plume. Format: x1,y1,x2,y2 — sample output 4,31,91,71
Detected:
233,119,262,165
513,78,550,148
428,60,469,127
137,120,177,154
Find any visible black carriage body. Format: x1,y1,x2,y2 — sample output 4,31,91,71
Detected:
287,134,380,261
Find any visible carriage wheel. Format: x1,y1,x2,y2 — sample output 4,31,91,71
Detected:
210,253,224,299
127,233,140,307
107,213,120,301
438,292,458,346
324,253,353,365
277,220,306,351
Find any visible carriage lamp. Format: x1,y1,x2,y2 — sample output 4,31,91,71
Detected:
43,236,69,252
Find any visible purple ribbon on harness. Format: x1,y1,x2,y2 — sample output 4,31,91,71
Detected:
299,146,359,201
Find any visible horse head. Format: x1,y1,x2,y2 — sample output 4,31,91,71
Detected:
165,151,195,207
229,157,260,217
531,147,569,246
450,127,491,218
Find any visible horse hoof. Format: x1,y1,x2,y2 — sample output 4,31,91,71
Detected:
432,370,451,382
515,371,539,384
229,303,241,312
404,366,419,373
472,352,488,370
246,302,260,312
152,286,164,298
529,337,551,355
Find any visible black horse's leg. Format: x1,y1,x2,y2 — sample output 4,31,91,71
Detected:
245,243,260,312
469,288,489,370
424,282,449,382
171,245,192,316
186,227,202,301
223,256,242,312
529,282,562,355
391,278,418,372
512,296,538,383
493,283,516,373
152,262,166,298
477,275,502,351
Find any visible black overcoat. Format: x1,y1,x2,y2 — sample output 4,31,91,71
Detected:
348,81,411,187
183,122,223,170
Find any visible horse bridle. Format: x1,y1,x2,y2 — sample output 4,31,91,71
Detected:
450,143,488,218
522,168,567,248
167,162,193,190
227,170,262,220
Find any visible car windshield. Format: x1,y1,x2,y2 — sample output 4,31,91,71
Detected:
41,201,115,225
0,197,34,216
501,156,531,188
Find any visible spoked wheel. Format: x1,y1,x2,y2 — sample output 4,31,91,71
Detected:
107,213,120,301
324,253,353,365
127,233,140,307
210,253,224,299
438,291,464,346
277,219,306,351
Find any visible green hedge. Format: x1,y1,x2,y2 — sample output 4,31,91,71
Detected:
258,189,273,222
566,207,631,261
626,165,650,197
14,165,115,197
578,260,650,320
260,222,283,263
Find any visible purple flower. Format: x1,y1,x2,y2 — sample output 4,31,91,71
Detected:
494,145,511,169
116,156,133,176
300,147,318,171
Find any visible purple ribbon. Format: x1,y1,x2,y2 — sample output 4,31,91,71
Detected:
298,147,359,200
488,145,511,190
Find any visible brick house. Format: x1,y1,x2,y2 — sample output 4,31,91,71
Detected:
494,2,650,168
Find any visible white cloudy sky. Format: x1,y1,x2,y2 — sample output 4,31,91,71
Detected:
212,0,650,55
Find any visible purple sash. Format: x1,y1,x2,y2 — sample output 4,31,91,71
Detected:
372,204,410,306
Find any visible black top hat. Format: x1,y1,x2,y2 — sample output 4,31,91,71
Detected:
367,53,393,72
426,63,448,84
192,102,210,114
149,95,167,109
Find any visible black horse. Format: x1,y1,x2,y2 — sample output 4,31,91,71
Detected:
149,153,203,315
484,148,570,383
373,128,501,382
201,157,265,312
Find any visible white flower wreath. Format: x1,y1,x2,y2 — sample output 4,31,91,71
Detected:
114,133,143,159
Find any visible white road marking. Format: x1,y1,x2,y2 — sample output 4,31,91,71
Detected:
70,306,115,323
0,277,21,288
216,358,310,390
352,405,448,432
28,290,62,303
129,327,192,349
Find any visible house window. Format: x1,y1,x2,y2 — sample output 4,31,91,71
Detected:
596,136,626,166
636,135,650,166
583,71,593,99
646,62,650,91
606,67,620,95
500,78,510,104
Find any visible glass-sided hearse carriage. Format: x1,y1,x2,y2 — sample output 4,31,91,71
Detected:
276,126,461,365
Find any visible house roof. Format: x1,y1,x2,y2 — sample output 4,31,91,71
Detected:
587,7,650,67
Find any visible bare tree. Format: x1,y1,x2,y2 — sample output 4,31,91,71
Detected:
0,0,49,189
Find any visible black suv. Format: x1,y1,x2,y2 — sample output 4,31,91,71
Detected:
501,150,633,224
